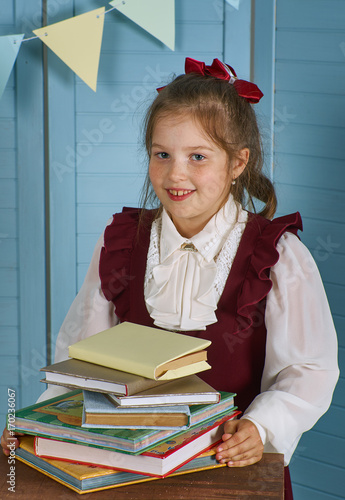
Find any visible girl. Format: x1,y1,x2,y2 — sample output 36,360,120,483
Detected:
2,58,339,499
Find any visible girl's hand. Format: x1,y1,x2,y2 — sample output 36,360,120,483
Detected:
215,418,264,467
1,427,24,456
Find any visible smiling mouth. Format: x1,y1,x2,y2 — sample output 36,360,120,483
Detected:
168,189,194,196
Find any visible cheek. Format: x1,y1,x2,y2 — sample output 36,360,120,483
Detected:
200,171,231,200
149,163,164,190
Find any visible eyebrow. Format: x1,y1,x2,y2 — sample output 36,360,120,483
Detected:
151,143,216,151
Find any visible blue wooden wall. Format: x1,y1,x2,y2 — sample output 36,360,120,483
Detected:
272,1,345,498
0,0,46,425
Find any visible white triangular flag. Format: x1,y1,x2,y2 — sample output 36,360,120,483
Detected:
33,8,105,91
110,0,175,51
0,34,24,99
225,0,241,9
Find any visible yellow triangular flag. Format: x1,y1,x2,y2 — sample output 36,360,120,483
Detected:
33,8,105,91
110,0,175,51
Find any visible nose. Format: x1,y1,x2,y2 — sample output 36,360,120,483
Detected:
167,158,187,182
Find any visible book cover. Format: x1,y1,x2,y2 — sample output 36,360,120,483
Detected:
16,436,226,494
40,358,167,396
82,390,191,429
108,374,221,407
13,390,236,454
34,411,236,477
68,321,212,380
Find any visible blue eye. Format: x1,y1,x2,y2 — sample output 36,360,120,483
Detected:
156,152,169,159
191,154,205,161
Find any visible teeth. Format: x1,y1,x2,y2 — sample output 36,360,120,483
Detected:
169,190,192,196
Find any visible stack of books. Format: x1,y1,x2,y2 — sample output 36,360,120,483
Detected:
13,322,239,494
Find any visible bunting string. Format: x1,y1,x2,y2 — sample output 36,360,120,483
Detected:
20,34,48,43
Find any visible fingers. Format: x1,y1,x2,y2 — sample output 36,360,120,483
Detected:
1,428,22,456
216,419,264,467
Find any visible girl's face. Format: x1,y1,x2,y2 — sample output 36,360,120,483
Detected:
149,114,247,238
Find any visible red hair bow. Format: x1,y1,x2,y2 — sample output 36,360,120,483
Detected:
185,57,263,103
157,57,263,103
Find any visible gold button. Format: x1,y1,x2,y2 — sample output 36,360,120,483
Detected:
180,242,197,252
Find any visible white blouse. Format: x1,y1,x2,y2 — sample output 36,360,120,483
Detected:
37,199,339,465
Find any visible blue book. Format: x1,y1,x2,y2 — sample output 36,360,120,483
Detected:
82,390,191,430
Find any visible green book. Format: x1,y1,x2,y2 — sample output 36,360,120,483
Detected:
12,390,236,455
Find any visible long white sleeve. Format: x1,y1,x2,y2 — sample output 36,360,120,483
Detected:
37,231,118,403
243,232,339,464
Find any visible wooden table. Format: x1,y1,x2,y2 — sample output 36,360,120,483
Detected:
0,452,284,499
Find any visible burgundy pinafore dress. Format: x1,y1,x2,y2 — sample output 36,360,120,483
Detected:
99,207,302,499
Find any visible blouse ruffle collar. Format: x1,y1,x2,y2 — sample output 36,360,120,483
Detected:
145,196,245,331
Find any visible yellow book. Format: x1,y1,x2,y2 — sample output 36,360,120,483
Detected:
16,436,226,494
68,322,211,380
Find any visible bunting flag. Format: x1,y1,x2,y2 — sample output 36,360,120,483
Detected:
0,34,24,99
33,7,105,91
110,0,175,51
225,0,241,9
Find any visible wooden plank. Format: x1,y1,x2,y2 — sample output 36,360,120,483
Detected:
274,154,345,192
47,0,77,361
0,88,15,117
253,0,276,179
77,233,100,264
16,0,46,408
276,0,345,30
0,452,285,499
332,377,345,408
0,150,16,178
276,31,345,63
0,298,17,327
99,21,222,53
292,430,345,469
274,123,345,160
0,179,16,208
0,0,14,24
0,328,18,355
275,92,345,128
0,119,15,148
0,385,20,424
338,347,345,374
323,283,345,317
292,483,342,500
334,317,345,348
76,84,152,120
0,238,17,267
0,209,16,238
75,144,144,174
0,357,19,385
299,217,345,255
224,0,252,81
275,60,345,95
97,53,219,84
77,174,145,205
290,455,344,498
274,184,345,224
0,268,17,297
76,112,141,143
77,205,115,235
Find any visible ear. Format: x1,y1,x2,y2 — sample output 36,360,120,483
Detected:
231,148,249,180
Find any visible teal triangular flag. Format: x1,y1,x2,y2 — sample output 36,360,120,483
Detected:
0,34,24,99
